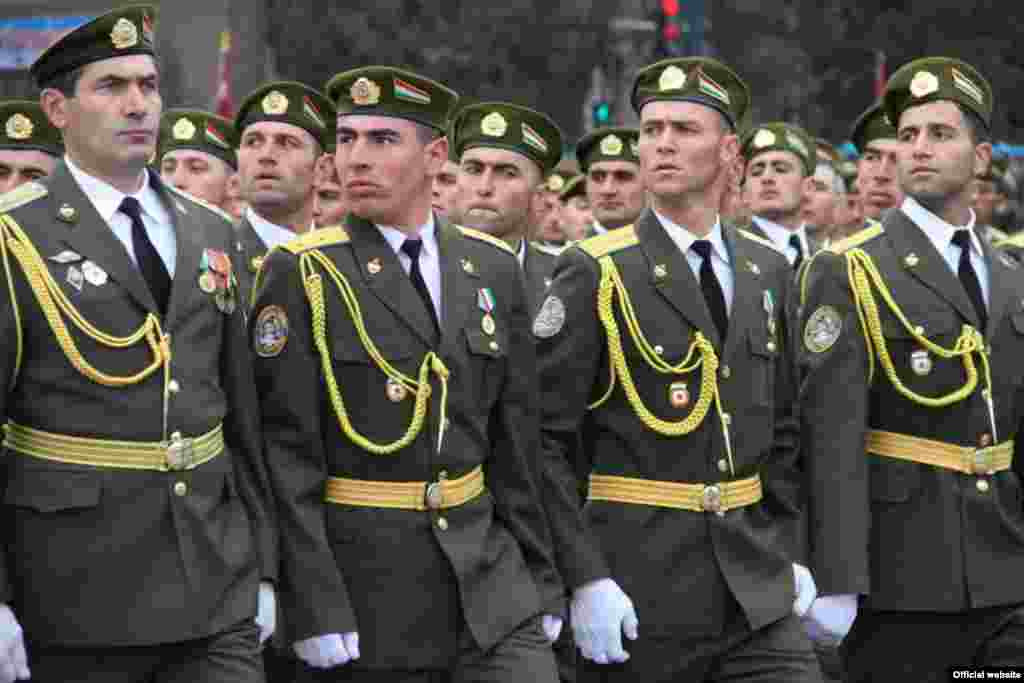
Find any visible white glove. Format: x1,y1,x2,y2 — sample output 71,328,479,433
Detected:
0,605,30,683
255,582,276,644
804,594,858,646
542,614,563,643
792,564,818,617
570,578,639,665
293,632,360,669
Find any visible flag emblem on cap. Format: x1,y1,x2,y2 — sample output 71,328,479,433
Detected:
262,91,289,115
481,112,507,137
172,117,196,141
205,123,230,149
697,69,731,105
110,18,139,49
303,96,326,129
522,123,548,154
659,65,686,91
5,114,33,141
142,13,154,41
951,67,984,106
909,71,939,98
600,134,624,156
394,78,431,105
351,77,381,106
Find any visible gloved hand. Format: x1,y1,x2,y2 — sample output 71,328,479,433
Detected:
570,578,639,665
293,632,360,669
792,564,818,617
0,605,30,683
804,594,858,646
255,582,276,644
542,614,563,643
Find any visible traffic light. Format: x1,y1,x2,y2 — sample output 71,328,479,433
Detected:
660,0,687,57
592,100,611,127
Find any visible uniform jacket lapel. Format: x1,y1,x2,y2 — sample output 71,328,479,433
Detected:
151,176,206,329
437,217,476,358
981,236,1014,339
720,225,760,367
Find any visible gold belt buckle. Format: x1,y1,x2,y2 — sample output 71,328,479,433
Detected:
425,482,445,510
972,448,994,476
701,484,723,515
166,433,195,471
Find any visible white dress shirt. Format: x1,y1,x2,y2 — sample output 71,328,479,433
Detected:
591,220,608,236
66,155,176,276
377,215,443,323
902,197,989,306
752,215,810,267
516,238,527,268
247,207,302,251
653,209,734,314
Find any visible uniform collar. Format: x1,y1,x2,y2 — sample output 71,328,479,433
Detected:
752,214,808,253
246,206,302,251
376,212,437,256
653,208,729,264
65,154,164,225
901,196,982,258
516,237,527,267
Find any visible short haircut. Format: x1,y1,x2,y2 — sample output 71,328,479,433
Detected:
40,66,84,97
957,103,990,145
416,123,442,146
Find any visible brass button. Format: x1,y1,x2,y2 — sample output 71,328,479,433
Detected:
437,517,449,531
171,431,183,442
489,341,499,352
717,459,729,473
979,433,992,448
168,379,180,394
766,341,777,353
722,413,732,426
721,365,731,379
173,481,188,497
914,326,925,336
654,345,664,355
438,470,448,480
976,479,990,493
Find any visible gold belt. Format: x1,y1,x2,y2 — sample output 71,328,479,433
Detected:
866,430,1013,476
3,421,224,472
324,465,485,511
588,472,762,514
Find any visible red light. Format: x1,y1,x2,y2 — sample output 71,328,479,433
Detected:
663,23,681,41
661,0,680,17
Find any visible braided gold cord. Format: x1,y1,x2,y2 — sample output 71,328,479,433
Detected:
300,250,449,455
0,215,23,388
0,215,169,387
844,248,991,407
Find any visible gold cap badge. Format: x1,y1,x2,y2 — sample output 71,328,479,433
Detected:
172,117,196,141
659,65,687,92
546,175,565,192
350,77,381,106
110,18,139,50
481,112,508,137
909,71,939,99
600,134,624,156
262,91,289,116
5,114,33,141
753,129,776,148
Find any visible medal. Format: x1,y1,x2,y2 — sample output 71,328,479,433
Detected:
482,314,496,336
66,265,84,292
911,349,932,376
669,381,690,408
478,288,497,335
82,261,108,287
386,377,408,402
199,271,217,293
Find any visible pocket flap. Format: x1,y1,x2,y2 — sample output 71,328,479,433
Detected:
5,466,102,513
880,308,958,340
465,328,506,358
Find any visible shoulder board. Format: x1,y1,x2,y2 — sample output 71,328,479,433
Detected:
994,232,1024,249
531,241,564,257
457,226,515,255
0,181,47,214
165,184,234,224
577,224,638,259
737,228,784,254
988,227,1009,243
281,225,350,254
829,220,884,254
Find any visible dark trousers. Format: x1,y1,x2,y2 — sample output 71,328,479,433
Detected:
27,619,263,683
842,603,1024,682
292,615,558,683
578,614,822,683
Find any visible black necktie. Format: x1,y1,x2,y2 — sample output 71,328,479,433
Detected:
951,229,987,330
691,240,728,340
400,238,440,338
789,233,804,271
120,197,171,315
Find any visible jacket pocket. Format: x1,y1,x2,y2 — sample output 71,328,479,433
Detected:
4,464,102,512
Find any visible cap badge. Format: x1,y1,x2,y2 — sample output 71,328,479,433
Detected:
521,122,548,153
481,112,508,137
110,18,139,50
909,71,939,99
5,114,32,140
172,117,196,141
351,77,381,106
753,129,776,148
600,134,624,156
262,91,289,116
546,175,565,192
659,65,687,91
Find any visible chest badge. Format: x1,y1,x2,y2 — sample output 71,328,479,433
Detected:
910,349,933,376
386,377,408,402
669,381,690,408
478,287,497,335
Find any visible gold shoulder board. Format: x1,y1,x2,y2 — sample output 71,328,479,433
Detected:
457,226,516,255
0,181,47,214
165,184,234,224
281,225,351,254
994,231,1024,249
829,220,884,254
738,228,784,254
577,224,638,259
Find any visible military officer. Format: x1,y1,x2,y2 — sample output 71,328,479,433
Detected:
232,81,336,305
850,102,904,221
801,160,844,247
449,102,564,313
431,158,462,221
157,108,239,216
251,65,564,682
800,57,1024,680
832,161,864,243
536,56,821,681
558,175,591,242
0,99,63,193
535,169,572,247
975,156,1011,245
314,155,347,229
575,127,645,238
0,7,277,681
740,122,820,268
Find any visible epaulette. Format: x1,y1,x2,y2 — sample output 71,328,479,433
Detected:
457,226,515,255
531,241,564,257
577,224,638,259
0,181,47,214
165,184,234,224
988,227,1009,243
994,231,1024,250
281,225,350,254
737,228,784,254
829,219,884,254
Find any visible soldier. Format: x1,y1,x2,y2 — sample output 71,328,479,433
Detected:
251,66,564,681
449,102,565,313
576,127,644,238
431,159,462,221
157,108,239,216
800,57,1024,680
232,81,335,304
0,99,62,193
974,156,1011,244
814,138,841,166
801,160,844,248
314,153,347,229
741,122,820,268
850,102,904,221
558,175,591,242
832,162,864,242
0,6,276,681
536,56,821,681
535,170,572,247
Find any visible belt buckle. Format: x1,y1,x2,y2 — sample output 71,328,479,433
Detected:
425,482,445,510
701,484,723,515
166,434,195,471
972,448,994,476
